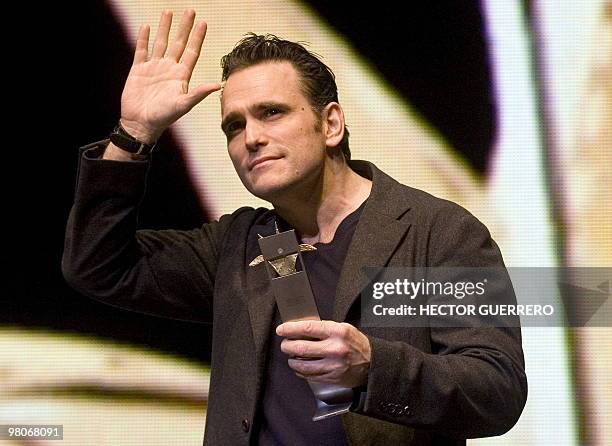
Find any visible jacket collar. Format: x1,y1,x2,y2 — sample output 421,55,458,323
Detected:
333,160,413,320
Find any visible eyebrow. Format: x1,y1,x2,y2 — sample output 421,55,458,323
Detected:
221,101,290,133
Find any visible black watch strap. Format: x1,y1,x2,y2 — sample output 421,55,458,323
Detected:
109,122,157,156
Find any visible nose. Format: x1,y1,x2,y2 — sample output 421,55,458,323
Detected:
244,119,267,152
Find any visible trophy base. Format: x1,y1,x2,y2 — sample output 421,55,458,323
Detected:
308,381,354,421
312,399,352,421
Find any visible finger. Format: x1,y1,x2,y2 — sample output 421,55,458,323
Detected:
167,9,196,62
288,358,332,377
151,10,173,59
280,338,327,359
276,320,331,340
295,371,340,384
177,82,222,114
181,20,208,78
133,25,150,64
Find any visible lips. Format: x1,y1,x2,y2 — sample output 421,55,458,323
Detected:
248,156,281,171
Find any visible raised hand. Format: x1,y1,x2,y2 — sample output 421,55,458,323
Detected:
119,9,221,144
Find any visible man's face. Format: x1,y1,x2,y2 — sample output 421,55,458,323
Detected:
221,62,327,202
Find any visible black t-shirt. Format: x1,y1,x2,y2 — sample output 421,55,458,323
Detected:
256,201,366,445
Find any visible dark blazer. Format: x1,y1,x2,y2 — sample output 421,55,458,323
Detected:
63,141,527,445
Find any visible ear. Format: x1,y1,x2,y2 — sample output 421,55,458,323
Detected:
322,102,345,149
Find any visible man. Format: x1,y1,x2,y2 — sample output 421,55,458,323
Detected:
63,9,527,445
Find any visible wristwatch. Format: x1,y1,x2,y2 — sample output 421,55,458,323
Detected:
109,122,157,156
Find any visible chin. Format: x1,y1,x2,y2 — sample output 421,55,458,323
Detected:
246,178,294,202
248,185,284,202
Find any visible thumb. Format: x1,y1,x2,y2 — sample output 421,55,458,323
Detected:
180,82,223,113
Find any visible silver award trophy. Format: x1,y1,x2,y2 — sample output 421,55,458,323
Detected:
250,225,354,421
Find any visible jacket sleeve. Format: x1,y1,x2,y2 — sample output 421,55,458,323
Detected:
354,208,528,439
62,140,245,323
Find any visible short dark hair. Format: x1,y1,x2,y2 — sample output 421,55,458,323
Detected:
220,33,351,160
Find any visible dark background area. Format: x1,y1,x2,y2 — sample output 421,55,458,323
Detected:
6,1,492,363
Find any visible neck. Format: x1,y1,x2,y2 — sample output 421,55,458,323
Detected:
273,157,372,244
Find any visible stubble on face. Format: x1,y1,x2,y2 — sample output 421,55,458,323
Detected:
220,62,329,204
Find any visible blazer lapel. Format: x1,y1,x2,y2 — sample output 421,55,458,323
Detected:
333,161,412,321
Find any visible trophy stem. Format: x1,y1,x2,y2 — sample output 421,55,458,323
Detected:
256,229,355,421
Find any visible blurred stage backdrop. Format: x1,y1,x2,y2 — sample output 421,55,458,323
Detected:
2,0,611,444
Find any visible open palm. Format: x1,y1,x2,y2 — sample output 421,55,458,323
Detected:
120,10,221,143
